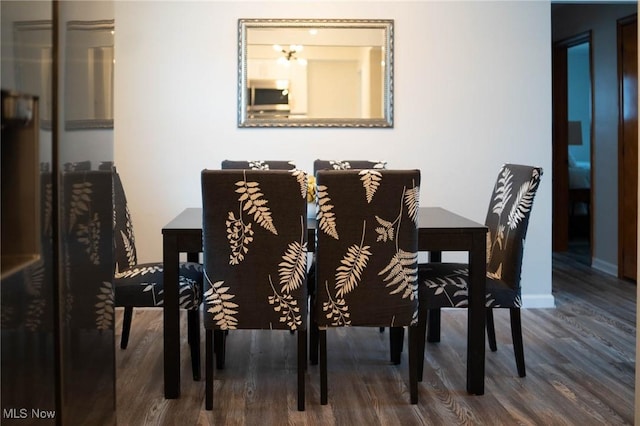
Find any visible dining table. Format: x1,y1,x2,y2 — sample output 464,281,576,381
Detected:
162,206,488,399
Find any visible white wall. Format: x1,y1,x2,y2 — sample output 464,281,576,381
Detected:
114,1,553,307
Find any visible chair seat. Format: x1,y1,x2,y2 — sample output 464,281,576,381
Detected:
115,261,202,309
418,263,520,309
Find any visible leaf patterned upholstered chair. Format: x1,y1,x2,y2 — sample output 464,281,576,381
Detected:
112,170,204,379
201,169,309,411
313,169,421,405
417,163,542,380
221,160,297,170
308,160,389,352
221,160,300,342
312,159,387,175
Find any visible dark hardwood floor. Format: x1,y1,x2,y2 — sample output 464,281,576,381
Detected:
116,253,635,425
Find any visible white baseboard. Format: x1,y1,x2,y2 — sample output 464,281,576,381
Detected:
521,294,555,309
591,257,618,277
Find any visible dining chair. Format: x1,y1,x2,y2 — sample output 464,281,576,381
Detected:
60,169,114,331
201,169,309,411
313,159,386,175
220,160,301,349
221,160,297,170
309,160,389,357
417,163,543,380
112,169,204,380
313,169,421,405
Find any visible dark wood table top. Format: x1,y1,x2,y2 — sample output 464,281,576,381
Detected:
163,206,487,234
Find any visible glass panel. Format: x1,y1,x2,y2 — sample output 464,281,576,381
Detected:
58,2,116,423
1,2,56,422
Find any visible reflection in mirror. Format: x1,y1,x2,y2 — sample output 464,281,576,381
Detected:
239,19,394,128
566,39,592,248
65,20,114,130
13,20,53,129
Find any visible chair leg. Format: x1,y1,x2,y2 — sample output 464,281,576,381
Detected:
416,305,428,382
486,308,497,352
510,308,526,377
308,263,318,365
389,327,404,365
188,309,201,380
426,308,441,342
309,301,319,366
319,329,328,405
214,330,226,369
205,329,213,410
408,326,419,404
297,329,306,411
120,307,133,349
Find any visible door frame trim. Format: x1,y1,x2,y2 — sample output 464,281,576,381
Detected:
617,13,638,280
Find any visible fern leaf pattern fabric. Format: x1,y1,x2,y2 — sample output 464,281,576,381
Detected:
313,159,387,176
419,164,543,309
112,171,202,310
202,169,308,331
221,160,297,171
60,170,114,330
315,169,420,328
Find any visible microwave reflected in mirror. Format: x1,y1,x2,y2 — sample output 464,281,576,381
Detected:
247,79,290,118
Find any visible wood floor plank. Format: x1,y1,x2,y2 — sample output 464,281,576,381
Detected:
116,252,635,425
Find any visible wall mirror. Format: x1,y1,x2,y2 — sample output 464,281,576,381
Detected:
65,20,114,130
238,19,394,128
13,20,53,129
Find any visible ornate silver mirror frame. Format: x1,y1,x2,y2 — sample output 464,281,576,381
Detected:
238,19,394,128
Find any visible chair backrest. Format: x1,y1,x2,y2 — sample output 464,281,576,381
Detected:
112,170,138,272
61,170,114,329
201,169,308,331
63,160,92,172
314,169,420,328
313,159,386,176
221,160,297,170
484,163,543,291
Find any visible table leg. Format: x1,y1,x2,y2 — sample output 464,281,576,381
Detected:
187,250,201,381
426,251,441,343
467,232,486,395
163,233,180,398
